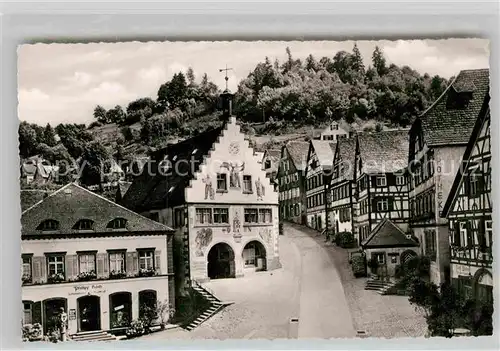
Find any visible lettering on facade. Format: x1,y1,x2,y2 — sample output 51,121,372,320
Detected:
455,264,471,277
69,309,76,320
69,284,106,296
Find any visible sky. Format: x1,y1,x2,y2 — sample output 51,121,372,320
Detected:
18,39,489,126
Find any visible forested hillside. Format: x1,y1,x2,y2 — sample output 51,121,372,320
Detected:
18,45,449,187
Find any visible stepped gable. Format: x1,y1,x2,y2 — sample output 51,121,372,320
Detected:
419,68,489,146
285,141,310,171
121,126,224,211
358,129,409,174
361,218,418,248
21,182,173,236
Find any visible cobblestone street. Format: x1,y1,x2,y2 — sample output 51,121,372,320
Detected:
139,222,426,341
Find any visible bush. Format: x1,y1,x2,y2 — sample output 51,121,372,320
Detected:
126,319,145,338
22,323,43,342
350,255,366,277
88,121,102,129
337,231,356,248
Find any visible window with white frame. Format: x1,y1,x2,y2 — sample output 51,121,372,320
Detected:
22,255,32,282
138,250,154,270
258,209,272,223
109,251,126,273
78,253,96,274
217,173,228,191
47,255,65,276
396,175,405,185
376,176,387,187
23,302,32,325
196,208,212,224
376,198,389,212
485,220,492,250
459,222,467,247
213,208,229,224
374,253,385,264
244,209,259,223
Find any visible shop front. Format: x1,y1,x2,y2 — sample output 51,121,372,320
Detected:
22,276,171,335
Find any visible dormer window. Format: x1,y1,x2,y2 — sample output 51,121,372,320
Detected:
107,218,127,229
265,160,271,170
73,219,94,231
192,149,198,155
36,219,59,231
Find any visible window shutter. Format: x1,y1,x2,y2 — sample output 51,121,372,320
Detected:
167,237,174,274
132,252,139,275
371,176,377,187
464,175,471,196
101,253,109,276
32,257,42,284
65,255,76,281
478,220,486,252
155,250,161,274
466,222,473,248
32,301,42,325
387,174,396,186
371,198,378,212
453,221,460,246
126,252,134,277
477,174,485,193
96,253,106,279
388,198,394,211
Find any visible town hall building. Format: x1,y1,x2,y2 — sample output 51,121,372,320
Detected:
121,91,281,292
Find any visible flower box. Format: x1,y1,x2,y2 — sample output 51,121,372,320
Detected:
138,268,156,277
22,274,32,285
109,270,127,280
47,273,65,284
77,271,97,281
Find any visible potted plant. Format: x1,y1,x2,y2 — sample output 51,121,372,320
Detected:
22,274,32,285
138,267,156,277
126,319,145,339
47,272,65,284
77,270,97,281
109,270,127,279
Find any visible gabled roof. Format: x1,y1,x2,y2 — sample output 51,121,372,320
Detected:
441,93,491,218
336,138,356,180
361,219,418,248
357,130,409,174
310,140,336,170
22,183,173,236
121,126,224,211
418,68,489,146
285,141,309,171
264,148,281,162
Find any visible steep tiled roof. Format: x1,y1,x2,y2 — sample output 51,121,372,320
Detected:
419,68,489,146
20,189,56,212
336,138,356,180
265,149,281,162
358,130,409,174
121,126,224,211
441,96,491,218
22,183,173,236
285,141,309,171
311,140,336,170
361,219,418,248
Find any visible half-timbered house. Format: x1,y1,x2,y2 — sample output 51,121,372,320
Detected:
305,140,336,231
277,141,310,224
408,68,490,285
329,137,357,236
353,130,410,246
441,92,492,304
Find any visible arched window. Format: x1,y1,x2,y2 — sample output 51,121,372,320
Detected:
36,219,60,231
107,218,127,229
72,219,95,230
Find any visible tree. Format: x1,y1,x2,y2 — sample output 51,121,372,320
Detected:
351,43,365,75
78,140,110,187
372,46,388,76
305,54,318,72
157,72,188,110
93,105,108,124
125,98,155,124
106,105,126,124
186,67,196,87
18,122,38,158
120,126,134,142
43,123,57,147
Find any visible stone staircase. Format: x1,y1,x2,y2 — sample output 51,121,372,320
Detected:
364,279,397,295
70,330,118,342
185,282,227,331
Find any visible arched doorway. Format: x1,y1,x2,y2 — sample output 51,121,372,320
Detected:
43,298,67,334
138,290,157,321
474,270,493,304
77,295,101,332
109,292,132,329
207,243,235,279
242,241,267,271
400,250,417,264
